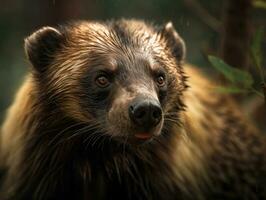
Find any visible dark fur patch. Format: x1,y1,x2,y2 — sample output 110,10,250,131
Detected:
160,22,185,62
110,21,132,46
25,27,64,72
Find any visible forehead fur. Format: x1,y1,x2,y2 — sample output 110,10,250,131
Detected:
65,20,160,49
58,20,174,65
47,19,185,93
49,19,182,86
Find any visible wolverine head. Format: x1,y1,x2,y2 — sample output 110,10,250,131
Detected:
25,19,187,145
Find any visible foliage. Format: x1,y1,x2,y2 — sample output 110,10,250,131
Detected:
253,0,266,9
208,55,253,88
208,27,265,98
251,27,265,85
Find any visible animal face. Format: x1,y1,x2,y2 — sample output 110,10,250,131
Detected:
24,20,187,144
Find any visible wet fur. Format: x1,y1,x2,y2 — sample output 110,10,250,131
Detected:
0,19,266,200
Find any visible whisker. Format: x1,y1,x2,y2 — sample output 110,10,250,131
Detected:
48,122,85,146
53,120,104,147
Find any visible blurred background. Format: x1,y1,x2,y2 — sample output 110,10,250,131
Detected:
0,0,265,128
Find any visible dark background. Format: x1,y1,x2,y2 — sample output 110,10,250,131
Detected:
0,0,265,125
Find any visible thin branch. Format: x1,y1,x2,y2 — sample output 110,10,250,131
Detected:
183,0,221,32
250,87,264,98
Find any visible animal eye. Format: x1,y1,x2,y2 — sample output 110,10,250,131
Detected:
95,75,110,88
156,75,165,87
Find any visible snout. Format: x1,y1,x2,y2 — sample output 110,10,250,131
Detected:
129,98,162,139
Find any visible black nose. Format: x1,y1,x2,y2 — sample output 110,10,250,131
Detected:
129,99,162,130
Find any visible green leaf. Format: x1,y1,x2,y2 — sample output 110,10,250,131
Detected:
208,55,254,88
251,27,265,84
214,86,248,94
251,27,263,67
253,0,266,9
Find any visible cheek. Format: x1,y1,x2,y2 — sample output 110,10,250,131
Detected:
164,92,183,115
51,81,91,122
161,83,180,112
158,88,168,104
60,93,94,123
80,85,113,118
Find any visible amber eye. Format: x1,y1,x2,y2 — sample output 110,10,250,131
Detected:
95,75,110,88
156,75,165,87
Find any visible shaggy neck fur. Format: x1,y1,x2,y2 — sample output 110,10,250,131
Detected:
1,75,207,200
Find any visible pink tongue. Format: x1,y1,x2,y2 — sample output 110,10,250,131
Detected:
134,133,152,139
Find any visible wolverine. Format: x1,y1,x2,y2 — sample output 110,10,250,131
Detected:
0,19,265,200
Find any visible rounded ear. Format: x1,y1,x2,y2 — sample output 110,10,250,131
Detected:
24,27,63,72
160,22,186,62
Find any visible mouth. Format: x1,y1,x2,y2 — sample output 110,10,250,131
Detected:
129,122,163,144
110,124,163,146
129,132,154,145
134,132,153,140
129,124,161,140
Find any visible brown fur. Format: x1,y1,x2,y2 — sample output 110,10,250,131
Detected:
0,19,265,200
